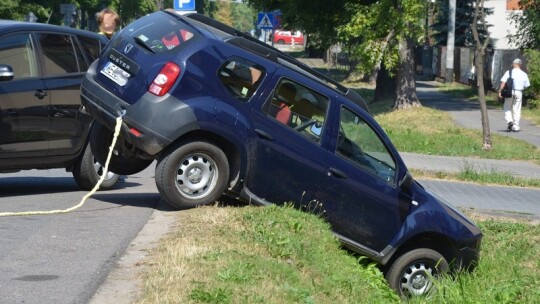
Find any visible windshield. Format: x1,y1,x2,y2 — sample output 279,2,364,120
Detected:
122,12,198,53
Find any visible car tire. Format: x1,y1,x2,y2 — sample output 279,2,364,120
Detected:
90,122,153,175
277,39,285,44
385,248,449,298
73,143,120,190
155,140,229,209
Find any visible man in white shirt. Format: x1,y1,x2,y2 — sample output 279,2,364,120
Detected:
498,58,530,132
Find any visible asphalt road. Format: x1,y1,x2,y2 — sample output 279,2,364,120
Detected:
0,164,159,304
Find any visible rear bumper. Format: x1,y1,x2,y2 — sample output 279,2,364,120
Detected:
80,62,198,156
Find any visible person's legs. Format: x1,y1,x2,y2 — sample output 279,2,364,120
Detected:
503,97,514,131
512,91,523,131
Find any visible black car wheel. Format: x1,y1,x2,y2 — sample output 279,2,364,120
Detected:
156,140,229,209
385,248,449,298
73,143,120,190
90,122,153,175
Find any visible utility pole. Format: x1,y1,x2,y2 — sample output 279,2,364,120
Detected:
445,0,456,83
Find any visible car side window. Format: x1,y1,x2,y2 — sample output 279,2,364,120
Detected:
39,33,80,75
337,106,396,184
77,35,102,63
0,33,38,80
217,58,264,102
267,78,329,143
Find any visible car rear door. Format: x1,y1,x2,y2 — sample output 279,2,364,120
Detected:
0,32,49,158
314,105,411,253
246,73,332,206
40,32,95,156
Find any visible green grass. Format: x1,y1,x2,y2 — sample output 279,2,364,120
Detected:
408,217,540,304
136,205,540,303
375,105,539,162
411,168,540,189
136,205,399,304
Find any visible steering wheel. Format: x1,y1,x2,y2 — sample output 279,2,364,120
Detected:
294,119,318,132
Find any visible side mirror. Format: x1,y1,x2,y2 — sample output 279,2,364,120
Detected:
399,171,414,192
0,64,14,81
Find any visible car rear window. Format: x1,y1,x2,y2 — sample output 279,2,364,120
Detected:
123,13,198,54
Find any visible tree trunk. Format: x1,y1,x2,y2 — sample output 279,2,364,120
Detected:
393,35,422,109
472,0,492,150
475,50,492,150
374,63,396,102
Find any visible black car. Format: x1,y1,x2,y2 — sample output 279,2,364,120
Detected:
0,20,119,190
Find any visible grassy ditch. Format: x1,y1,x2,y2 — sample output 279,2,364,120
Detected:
135,205,540,304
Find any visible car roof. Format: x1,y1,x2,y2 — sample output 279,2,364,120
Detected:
0,20,107,41
175,13,370,114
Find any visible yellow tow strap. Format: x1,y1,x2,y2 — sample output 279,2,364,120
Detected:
0,116,123,217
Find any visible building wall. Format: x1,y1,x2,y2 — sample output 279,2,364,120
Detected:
485,0,523,49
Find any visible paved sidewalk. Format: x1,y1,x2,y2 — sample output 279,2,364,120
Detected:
409,81,540,179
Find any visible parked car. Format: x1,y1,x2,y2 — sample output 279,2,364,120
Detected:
273,30,304,45
0,20,119,190
80,11,482,297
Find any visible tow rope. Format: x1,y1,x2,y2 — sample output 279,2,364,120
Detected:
0,115,123,217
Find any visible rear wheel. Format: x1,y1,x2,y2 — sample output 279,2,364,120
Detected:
385,248,449,298
155,140,229,209
73,143,120,190
277,39,285,44
90,122,153,175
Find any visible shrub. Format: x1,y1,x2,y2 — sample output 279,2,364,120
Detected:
524,49,540,108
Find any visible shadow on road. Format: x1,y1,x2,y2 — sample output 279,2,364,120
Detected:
0,176,142,198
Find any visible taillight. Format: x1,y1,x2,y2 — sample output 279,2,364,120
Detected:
149,62,180,96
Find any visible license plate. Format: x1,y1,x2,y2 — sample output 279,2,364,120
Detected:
100,61,130,86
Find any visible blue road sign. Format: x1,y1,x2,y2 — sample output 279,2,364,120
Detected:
257,12,275,30
174,0,196,11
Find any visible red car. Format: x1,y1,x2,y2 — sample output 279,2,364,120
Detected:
273,30,304,45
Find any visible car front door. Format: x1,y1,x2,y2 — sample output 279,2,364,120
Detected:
314,105,411,253
246,75,331,206
0,32,49,158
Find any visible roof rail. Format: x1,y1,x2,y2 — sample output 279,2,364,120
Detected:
183,13,369,114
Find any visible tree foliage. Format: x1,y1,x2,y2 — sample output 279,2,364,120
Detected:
431,0,493,47
508,0,540,49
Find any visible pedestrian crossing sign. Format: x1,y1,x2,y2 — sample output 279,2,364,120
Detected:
257,13,274,29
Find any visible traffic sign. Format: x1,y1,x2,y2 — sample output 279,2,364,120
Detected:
257,12,274,30
174,0,196,11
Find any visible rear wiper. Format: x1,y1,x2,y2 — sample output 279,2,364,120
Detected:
133,36,155,54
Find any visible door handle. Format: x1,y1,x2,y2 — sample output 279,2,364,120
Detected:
328,167,347,179
255,129,273,141
34,89,48,100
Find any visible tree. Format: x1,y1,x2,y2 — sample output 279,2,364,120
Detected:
508,0,540,49
338,0,424,108
471,0,492,150
248,0,425,109
431,0,492,47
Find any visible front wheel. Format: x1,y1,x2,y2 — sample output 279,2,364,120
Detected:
155,140,229,209
385,248,449,298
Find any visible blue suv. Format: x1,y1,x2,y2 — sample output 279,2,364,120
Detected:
80,11,482,297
